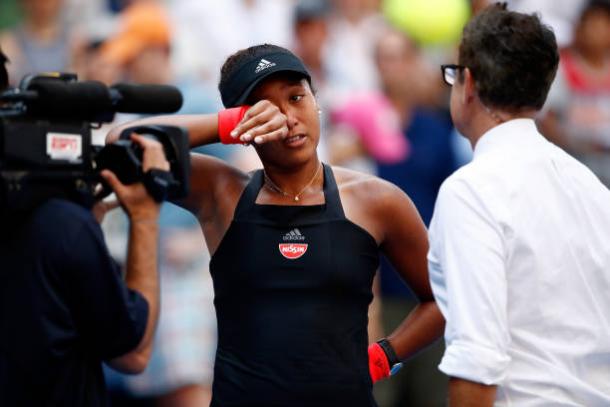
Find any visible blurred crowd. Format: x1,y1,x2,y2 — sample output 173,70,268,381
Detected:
1,0,609,406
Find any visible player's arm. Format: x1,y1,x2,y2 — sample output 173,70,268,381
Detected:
105,101,288,219
375,182,445,361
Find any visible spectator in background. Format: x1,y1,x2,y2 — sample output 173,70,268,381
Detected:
99,3,217,406
168,0,295,107
76,39,121,86
100,0,172,85
372,28,456,407
509,0,586,47
327,30,458,407
0,0,20,30
471,0,493,14
325,0,385,94
0,0,73,84
293,0,335,108
540,0,610,186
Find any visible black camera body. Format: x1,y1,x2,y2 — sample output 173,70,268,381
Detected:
0,73,189,214
96,124,190,199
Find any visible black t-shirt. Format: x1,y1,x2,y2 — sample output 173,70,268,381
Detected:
0,199,149,407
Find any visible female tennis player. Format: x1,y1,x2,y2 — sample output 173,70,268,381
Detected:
109,44,444,407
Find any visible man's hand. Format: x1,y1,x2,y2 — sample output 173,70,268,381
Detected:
100,134,170,221
229,100,289,144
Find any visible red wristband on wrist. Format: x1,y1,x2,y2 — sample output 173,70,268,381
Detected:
218,105,250,144
368,342,391,384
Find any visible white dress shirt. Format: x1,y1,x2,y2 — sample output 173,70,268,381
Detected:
428,119,610,406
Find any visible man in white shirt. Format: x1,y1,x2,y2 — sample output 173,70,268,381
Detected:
429,3,610,406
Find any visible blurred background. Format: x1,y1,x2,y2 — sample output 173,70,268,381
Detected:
1,0,608,406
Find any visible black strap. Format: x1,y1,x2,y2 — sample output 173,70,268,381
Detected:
233,169,264,220
377,338,401,365
142,169,175,202
321,163,345,220
233,163,346,221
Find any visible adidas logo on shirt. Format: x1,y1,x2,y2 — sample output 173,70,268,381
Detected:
255,58,276,74
282,228,306,241
279,229,308,259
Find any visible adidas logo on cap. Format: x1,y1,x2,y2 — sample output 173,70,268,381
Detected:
283,228,305,241
255,58,276,74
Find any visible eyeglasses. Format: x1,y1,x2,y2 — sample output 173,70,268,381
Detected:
441,64,465,86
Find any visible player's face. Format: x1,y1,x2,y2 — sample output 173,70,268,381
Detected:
249,75,321,169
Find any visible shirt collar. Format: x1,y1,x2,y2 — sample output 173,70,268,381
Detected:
473,118,539,159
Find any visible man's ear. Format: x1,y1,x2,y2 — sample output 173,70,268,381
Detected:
462,67,476,105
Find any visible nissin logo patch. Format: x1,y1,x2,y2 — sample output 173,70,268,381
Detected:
278,243,308,259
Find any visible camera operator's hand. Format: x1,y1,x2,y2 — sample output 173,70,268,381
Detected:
100,134,170,221
92,199,120,224
101,133,168,375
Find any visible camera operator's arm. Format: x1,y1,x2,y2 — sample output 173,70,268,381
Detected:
107,115,228,217
101,135,168,374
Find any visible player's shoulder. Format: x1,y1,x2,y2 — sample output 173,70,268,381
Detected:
331,165,410,205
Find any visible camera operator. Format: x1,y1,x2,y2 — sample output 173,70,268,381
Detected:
0,49,168,406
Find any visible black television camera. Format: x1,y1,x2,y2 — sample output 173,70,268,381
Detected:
0,73,190,216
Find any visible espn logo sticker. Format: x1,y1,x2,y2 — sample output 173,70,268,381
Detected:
47,133,82,161
279,243,308,260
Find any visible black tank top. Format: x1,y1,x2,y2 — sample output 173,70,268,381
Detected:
209,164,379,407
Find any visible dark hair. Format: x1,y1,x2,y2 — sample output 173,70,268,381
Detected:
458,2,559,111
0,49,8,91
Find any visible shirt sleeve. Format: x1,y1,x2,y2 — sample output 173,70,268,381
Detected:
64,215,149,360
427,178,511,385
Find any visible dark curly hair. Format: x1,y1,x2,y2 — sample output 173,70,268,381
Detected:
458,2,559,111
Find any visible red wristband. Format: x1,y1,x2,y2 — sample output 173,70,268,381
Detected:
368,342,391,384
218,105,250,144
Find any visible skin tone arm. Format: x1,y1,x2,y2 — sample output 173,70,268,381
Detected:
101,135,169,374
106,100,289,148
449,378,497,407
373,182,445,360
106,103,290,253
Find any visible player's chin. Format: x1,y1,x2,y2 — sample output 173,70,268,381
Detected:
271,144,317,168
288,136,318,158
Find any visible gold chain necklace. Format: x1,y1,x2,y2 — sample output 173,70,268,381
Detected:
263,163,322,202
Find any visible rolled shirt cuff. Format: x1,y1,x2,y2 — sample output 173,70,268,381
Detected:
439,339,510,385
